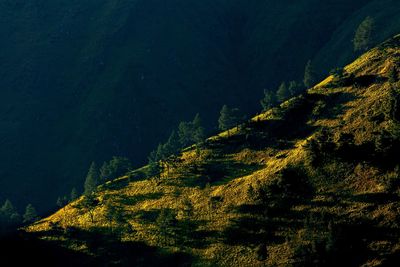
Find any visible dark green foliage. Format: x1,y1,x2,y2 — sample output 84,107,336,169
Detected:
23,204,39,224
218,105,242,134
146,160,162,179
178,114,205,148
70,188,79,202
288,80,305,97
156,209,177,245
104,200,127,234
99,156,132,182
2,1,400,213
276,82,290,102
84,162,99,196
353,16,376,52
163,131,181,157
260,89,277,111
56,196,68,208
305,128,334,166
0,200,20,225
388,67,398,83
330,67,345,80
78,195,99,223
253,166,314,214
192,114,206,147
304,60,317,88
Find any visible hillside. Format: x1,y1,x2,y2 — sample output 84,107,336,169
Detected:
3,0,400,212
23,36,400,266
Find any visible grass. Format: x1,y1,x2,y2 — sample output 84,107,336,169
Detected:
25,36,400,266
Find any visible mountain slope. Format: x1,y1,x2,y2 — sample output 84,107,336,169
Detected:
25,35,400,266
4,0,400,212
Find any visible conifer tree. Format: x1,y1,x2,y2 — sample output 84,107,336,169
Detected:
84,162,98,196
276,82,290,102
218,105,240,136
23,204,39,224
70,187,79,202
353,16,376,52
288,81,304,97
260,89,277,111
0,199,20,225
164,130,180,156
192,113,205,147
303,60,317,88
178,121,193,147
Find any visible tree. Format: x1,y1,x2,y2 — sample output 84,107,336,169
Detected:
388,67,398,83
163,130,181,156
23,204,39,224
177,114,205,148
353,16,376,52
276,82,290,102
100,156,132,182
218,105,240,136
288,81,305,97
56,196,68,208
84,162,99,196
330,67,345,81
146,150,162,180
178,121,193,147
260,89,277,111
0,199,20,225
303,60,317,88
192,113,206,147
104,200,126,234
70,187,79,202
156,209,177,245
78,194,98,223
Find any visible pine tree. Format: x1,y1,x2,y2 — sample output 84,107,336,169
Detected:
23,204,39,223
100,157,132,182
0,199,20,225
84,162,98,196
260,89,277,111
56,196,68,208
192,114,205,147
303,60,317,88
70,187,79,202
353,16,376,52
178,121,193,147
178,114,205,148
164,130,180,156
218,105,240,136
276,82,290,102
288,81,304,97
156,209,176,244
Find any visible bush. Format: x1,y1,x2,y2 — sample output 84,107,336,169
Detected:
253,166,314,214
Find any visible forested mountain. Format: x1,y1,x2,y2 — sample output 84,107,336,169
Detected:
1,0,400,212
22,34,400,266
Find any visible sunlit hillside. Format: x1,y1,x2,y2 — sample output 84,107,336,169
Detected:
26,35,400,266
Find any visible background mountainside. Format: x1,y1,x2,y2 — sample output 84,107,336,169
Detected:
25,35,400,266
1,0,400,211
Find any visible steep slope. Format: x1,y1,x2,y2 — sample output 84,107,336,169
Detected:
4,0,400,212
25,36,400,266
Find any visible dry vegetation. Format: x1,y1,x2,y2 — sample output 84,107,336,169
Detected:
26,35,400,266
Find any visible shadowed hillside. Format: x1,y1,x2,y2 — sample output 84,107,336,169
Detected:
3,0,400,212
24,35,400,266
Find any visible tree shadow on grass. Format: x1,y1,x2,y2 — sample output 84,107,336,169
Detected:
173,160,264,188
16,227,195,267
117,192,164,206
